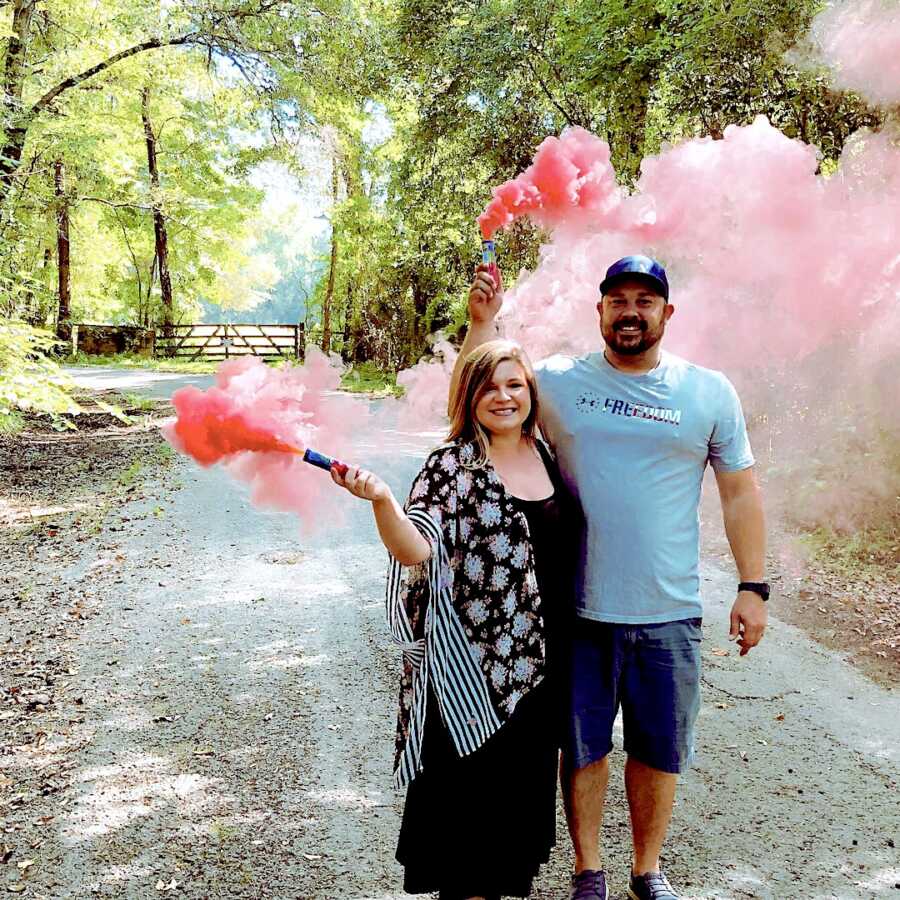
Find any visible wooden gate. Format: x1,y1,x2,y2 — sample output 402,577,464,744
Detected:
155,323,304,361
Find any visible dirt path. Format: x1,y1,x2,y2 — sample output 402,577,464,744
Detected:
2,383,898,898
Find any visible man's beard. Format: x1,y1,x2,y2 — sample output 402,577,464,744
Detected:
603,319,664,355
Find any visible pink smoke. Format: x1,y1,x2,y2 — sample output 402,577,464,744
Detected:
477,127,623,239
394,339,458,431
625,118,900,366
810,0,900,107
469,117,900,374
398,112,900,549
398,114,900,457
163,350,367,530
406,113,900,390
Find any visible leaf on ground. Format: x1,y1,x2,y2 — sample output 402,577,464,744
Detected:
93,398,133,426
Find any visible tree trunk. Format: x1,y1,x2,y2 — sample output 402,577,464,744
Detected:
145,254,158,329
409,266,430,361
612,79,651,185
24,246,52,326
141,86,174,333
340,283,353,361
609,13,662,184
321,159,339,352
0,1,36,202
54,161,71,337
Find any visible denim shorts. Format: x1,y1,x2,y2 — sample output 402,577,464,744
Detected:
567,617,702,774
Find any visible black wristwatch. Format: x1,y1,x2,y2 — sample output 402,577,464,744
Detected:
738,581,770,602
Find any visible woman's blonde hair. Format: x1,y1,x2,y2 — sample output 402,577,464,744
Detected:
447,339,540,468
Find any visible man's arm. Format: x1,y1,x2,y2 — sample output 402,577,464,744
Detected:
715,466,768,656
448,264,503,414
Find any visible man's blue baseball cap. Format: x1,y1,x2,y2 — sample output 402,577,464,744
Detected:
599,255,669,300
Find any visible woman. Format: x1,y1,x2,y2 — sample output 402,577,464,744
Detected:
332,340,580,899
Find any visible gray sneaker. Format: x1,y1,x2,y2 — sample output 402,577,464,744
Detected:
570,869,609,900
628,870,679,900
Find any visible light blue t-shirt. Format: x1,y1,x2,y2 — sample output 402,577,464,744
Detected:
536,350,754,624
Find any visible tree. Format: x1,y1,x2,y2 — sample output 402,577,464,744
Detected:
0,0,383,331
0,0,328,204
321,154,340,351
140,85,174,331
53,159,69,335
0,0,887,374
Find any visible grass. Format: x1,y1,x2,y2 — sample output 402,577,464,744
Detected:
155,443,175,464
340,361,402,396
121,391,157,411
0,410,25,434
63,350,219,374
63,351,404,395
800,518,900,578
210,821,240,842
117,459,144,488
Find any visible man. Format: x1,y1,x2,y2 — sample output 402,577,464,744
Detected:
450,255,768,900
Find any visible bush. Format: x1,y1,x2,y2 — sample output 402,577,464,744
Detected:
340,361,401,395
0,320,79,428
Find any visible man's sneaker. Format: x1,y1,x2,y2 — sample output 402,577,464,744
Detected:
570,869,609,900
628,870,679,900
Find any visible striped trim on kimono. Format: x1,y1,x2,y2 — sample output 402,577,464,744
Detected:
385,505,502,788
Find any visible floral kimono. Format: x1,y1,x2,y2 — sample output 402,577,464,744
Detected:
386,440,551,787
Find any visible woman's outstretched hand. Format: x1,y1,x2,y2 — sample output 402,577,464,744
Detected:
331,463,430,565
330,464,392,504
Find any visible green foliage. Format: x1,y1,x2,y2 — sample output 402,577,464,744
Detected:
801,521,900,577
0,0,369,331
121,392,157,411
0,320,78,419
0,409,24,433
0,0,886,376
63,350,219,374
340,361,402,395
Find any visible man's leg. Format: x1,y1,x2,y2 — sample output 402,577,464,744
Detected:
564,621,622,898
620,618,702,900
624,756,677,874
563,754,610,873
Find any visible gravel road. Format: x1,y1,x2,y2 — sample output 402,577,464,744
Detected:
3,369,898,898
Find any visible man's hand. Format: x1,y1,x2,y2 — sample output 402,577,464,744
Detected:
728,590,768,656
468,263,503,325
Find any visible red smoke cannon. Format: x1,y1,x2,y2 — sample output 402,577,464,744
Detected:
481,238,503,292
168,385,348,476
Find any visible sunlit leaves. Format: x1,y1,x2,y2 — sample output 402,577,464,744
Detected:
0,321,77,417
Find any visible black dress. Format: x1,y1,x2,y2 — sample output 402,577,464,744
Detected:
396,450,579,898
